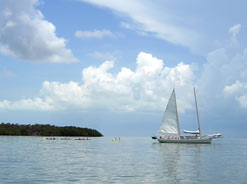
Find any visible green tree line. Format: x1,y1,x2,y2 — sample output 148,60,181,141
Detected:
0,123,103,137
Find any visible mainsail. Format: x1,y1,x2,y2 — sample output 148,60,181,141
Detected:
159,89,179,134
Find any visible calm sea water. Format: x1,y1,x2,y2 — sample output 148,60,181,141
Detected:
0,136,246,184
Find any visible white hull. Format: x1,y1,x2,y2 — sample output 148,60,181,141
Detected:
158,137,212,144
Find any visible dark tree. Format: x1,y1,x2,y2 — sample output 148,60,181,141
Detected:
0,123,103,137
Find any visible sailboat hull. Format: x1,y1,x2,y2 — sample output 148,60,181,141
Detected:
158,137,212,144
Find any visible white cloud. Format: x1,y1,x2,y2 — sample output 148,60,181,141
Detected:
75,29,115,39
197,48,245,106
78,1,247,56
236,95,247,108
0,98,55,111
196,24,247,110
0,0,78,63
223,81,245,95
88,51,118,61
0,52,195,112
223,81,247,108
79,0,203,53
229,24,241,38
40,81,90,108
228,24,241,47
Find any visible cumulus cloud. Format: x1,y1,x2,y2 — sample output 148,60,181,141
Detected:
236,95,247,108
229,24,241,38
228,24,241,47
75,29,116,39
197,48,247,105
0,52,195,112
197,24,247,110
223,81,247,108
0,0,78,63
223,80,245,95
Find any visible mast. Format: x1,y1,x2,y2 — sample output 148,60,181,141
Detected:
173,88,181,138
194,87,201,137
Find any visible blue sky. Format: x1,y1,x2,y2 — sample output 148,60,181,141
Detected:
0,0,247,137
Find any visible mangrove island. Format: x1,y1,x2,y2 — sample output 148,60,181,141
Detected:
0,123,103,137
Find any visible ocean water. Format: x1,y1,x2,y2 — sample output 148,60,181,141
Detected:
0,136,246,184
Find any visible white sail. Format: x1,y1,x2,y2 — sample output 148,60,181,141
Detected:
159,89,179,134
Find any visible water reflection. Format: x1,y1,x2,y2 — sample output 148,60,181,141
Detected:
155,143,204,183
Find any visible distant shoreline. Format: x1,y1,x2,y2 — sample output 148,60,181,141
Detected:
0,123,103,137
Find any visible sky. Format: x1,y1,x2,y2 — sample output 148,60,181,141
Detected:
0,0,247,137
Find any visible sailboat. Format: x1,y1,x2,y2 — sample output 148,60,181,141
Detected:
155,87,213,144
